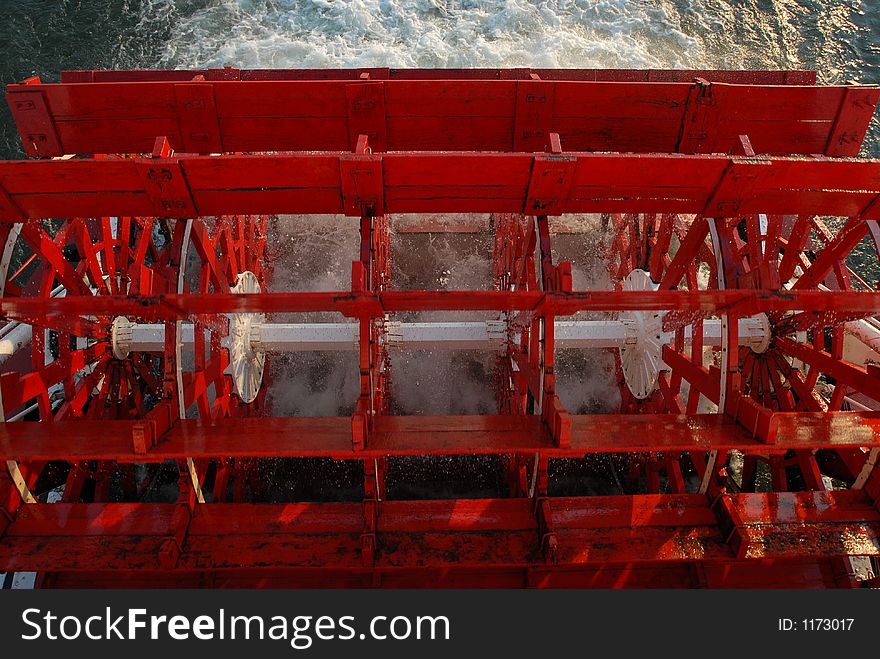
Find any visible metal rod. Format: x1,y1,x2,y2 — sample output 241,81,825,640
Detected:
106,317,771,354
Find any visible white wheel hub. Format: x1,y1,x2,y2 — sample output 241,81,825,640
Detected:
619,269,664,400
227,271,266,403
111,316,133,360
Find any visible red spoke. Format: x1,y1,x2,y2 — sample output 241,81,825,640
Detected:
1,343,108,411
219,223,241,282
776,337,880,402
769,351,826,412
777,215,813,284
19,223,91,296
73,219,110,295
54,355,111,420
191,221,232,293
793,219,868,290
100,217,118,295
117,217,132,287
659,216,708,290
128,217,155,293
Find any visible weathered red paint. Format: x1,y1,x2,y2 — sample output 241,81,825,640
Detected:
1,70,880,588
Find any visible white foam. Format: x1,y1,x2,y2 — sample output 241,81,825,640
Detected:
159,0,707,70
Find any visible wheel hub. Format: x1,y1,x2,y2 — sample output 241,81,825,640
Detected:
619,269,663,400
227,271,266,403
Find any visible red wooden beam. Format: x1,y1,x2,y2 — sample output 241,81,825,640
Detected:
28,559,845,588
2,412,879,461
3,152,880,222
12,76,863,157
1,492,877,573
2,289,878,322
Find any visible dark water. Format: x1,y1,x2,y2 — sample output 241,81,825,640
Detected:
0,0,189,157
0,0,879,158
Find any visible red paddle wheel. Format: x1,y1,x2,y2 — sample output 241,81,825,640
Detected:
1,68,880,588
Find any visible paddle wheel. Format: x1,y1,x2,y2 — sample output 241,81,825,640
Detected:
1,68,880,587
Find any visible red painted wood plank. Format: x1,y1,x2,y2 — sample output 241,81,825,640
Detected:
2,289,877,323
33,558,841,588
3,493,876,572
8,77,872,156
742,522,880,559
7,503,184,536
728,491,880,525
3,412,880,462
2,152,880,221
189,503,364,535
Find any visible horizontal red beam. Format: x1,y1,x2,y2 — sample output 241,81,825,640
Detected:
2,290,878,322
2,412,879,461
32,559,848,588
1,492,877,572
9,77,871,157
3,152,880,222
58,68,818,84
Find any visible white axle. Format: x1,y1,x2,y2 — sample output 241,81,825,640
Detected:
109,317,771,354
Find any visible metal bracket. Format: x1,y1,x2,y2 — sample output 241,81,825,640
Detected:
534,496,558,564
542,394,571,449
174,83,223,153
6,89,63,157
525,140,576,215
340,135,384,217
135,147,199,218
346,81,387,152
159,503,194,569
702,158,773,217
361,497,378,567
711,494,751,559
514,78,554,151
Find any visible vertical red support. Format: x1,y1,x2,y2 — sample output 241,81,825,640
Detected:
524,134,576,216
6,83,63,157
676,78,716,153
340,135,384,217
824,86,880,156
514,77,554,152
174,83,223,153
535,215,571,448
135,139,199,217
346,79,387,152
